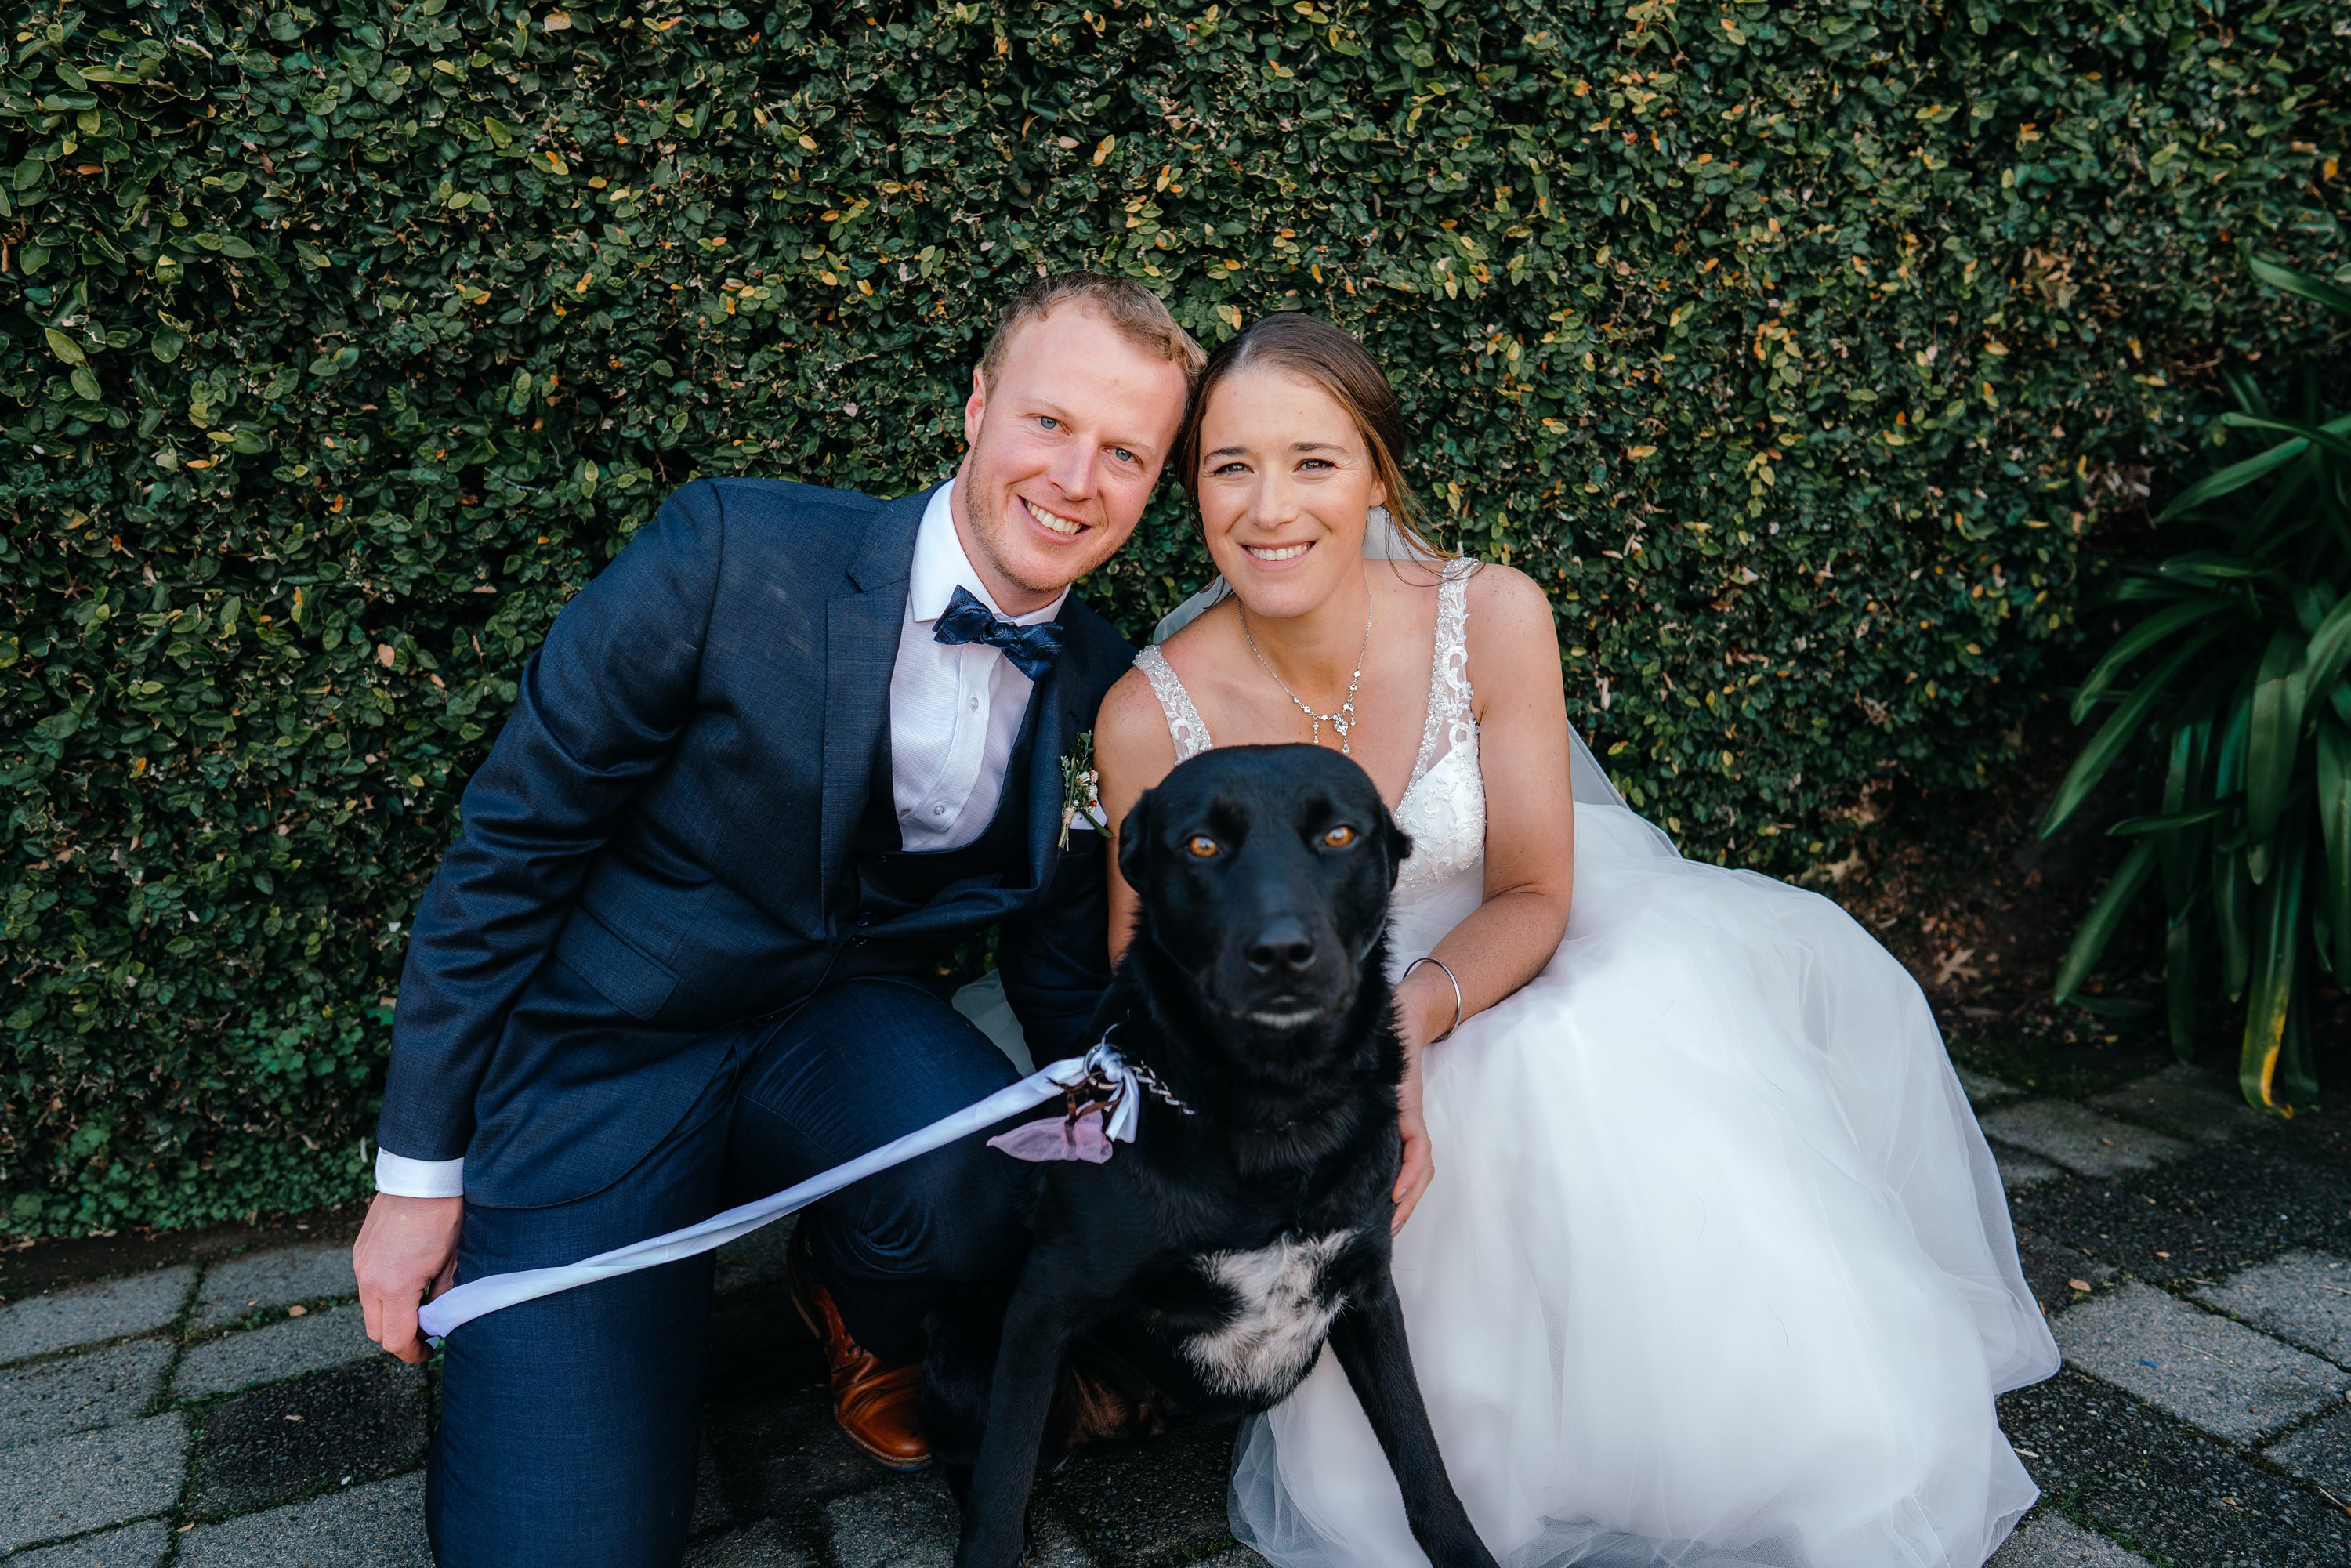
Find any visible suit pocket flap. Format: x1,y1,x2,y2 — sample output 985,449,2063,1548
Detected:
551,909,681,1022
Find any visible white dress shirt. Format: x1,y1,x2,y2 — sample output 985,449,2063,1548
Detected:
374,479,1062,1198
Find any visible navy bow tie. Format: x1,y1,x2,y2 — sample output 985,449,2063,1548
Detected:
932,585,1066,680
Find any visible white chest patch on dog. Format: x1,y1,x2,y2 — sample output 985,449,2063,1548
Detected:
1182,1229,1358,1399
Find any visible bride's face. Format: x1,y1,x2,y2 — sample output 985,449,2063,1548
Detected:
1194,367,1386,621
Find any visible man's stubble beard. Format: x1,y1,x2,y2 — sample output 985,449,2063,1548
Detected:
958,418,1083,604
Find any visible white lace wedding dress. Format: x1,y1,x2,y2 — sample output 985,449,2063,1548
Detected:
1132,559,2059,1568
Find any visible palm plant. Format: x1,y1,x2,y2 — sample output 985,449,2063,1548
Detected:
2042,253,2351,1112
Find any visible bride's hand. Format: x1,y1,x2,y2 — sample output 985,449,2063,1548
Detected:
1393,1039,1435,1233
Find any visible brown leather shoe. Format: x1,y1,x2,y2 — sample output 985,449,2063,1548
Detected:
787,1230,932,1471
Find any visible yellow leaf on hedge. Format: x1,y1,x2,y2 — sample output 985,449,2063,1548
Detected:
1628,444,1657,458
1093,136,1115,165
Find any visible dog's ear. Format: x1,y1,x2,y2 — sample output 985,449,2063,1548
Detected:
1382,805,1414,889
1117,788,1154,896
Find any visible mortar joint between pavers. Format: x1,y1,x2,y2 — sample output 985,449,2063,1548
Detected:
180,1291,363,1346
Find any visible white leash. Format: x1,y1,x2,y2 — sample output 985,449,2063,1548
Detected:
416,1041,1144,1342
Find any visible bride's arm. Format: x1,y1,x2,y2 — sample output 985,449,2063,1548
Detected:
1393,565,1578,1056
1094,666,1181,966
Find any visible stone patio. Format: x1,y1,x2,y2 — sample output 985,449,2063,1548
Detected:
7,1062,2351,1566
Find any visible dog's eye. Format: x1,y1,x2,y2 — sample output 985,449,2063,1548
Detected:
1186,835,1220,859
1322,824,1357,849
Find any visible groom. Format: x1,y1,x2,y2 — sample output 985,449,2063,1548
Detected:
352,273,1202,1566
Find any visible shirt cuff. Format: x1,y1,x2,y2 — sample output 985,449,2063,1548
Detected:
374,1149,465,1199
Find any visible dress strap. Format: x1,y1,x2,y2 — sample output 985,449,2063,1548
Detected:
1135,645,1213,760
1407,559,1478,788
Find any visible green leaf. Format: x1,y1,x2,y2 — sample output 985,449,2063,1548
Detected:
2154,550,2274,584
2248,252,2351,320
2246,627,2309,883
2053,838,2158,1003
2041,627,2230,837
2156,440,2306,523
2108,802,2230,835
2318,715,2351,984
2164,911,2201,1063
2215,838,2252,1001
43,328,86,366
2220,411,2351,465
2299,592,2351,707
2239,816,2306,1112
2070,594,2237,724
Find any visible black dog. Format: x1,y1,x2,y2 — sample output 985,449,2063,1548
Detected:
920,744,1500,1568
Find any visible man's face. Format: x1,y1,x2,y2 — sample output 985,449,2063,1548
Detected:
953,303,1191,615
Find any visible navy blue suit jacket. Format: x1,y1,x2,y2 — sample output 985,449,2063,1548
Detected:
377,478,1134,1208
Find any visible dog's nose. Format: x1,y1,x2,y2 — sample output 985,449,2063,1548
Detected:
1244,916,1318,976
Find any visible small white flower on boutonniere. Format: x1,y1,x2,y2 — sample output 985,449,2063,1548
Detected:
1059,729,1106,851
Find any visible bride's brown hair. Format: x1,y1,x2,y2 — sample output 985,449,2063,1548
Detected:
1176,313,1453,563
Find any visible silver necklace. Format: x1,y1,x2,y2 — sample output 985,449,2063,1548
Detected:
1239,595,1372,755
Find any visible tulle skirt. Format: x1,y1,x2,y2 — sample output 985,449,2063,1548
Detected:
1228,801,2059,1568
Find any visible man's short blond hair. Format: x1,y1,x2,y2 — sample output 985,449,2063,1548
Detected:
978,272,1206,393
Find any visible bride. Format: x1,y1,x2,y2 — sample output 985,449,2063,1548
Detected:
1087,313,2060,1568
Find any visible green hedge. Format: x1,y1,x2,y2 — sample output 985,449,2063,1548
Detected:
5,0,2347,1235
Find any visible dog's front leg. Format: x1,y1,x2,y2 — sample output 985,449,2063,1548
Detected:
955,1273,1078,1568
1327,1278,1500,1568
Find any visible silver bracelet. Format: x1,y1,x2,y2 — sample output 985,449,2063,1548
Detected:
1400,956,1463,1044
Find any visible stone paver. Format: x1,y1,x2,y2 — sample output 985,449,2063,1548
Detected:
824,1478,957,1568
705,1388,882,1515
187,1361,427,1520
2053,1281,2349,1443
1956,1066,2023,1108
5,1519,172,1567
2010,1228,2117,1316
821,1476,1095,1568
1977,1101,2193,1179
0,1413,190,1552
2001,1368,2351,1561
2190,1248,2351,1366
1995,1149,2063,1191
177,1471,429,1568
2088,1063,2273,1146
0,1269,194,1366
173,1301,374,1400
2263,1403,2351,1496
713,1219,798,1296
1039,1418,1237,1564
1,1337,174,1447
686,1517,819,1566
1987,1511,2154,1565
192,1244,357,1329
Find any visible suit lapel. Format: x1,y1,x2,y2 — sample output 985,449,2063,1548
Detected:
817,487,934,903
1016,630,1091,892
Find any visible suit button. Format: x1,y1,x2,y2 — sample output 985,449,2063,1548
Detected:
856,913,872,928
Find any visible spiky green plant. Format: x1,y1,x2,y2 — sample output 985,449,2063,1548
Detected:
2043,255,2351,1113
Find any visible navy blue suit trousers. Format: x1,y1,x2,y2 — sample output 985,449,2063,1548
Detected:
426,974,1023,1568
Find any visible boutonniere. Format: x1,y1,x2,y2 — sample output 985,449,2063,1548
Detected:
1059,730,1106,850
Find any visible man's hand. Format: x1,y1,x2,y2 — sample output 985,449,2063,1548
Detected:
353,1193,463,1364
1392,1043,1436,1233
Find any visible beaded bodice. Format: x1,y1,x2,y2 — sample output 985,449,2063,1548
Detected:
1134,559,1486,897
